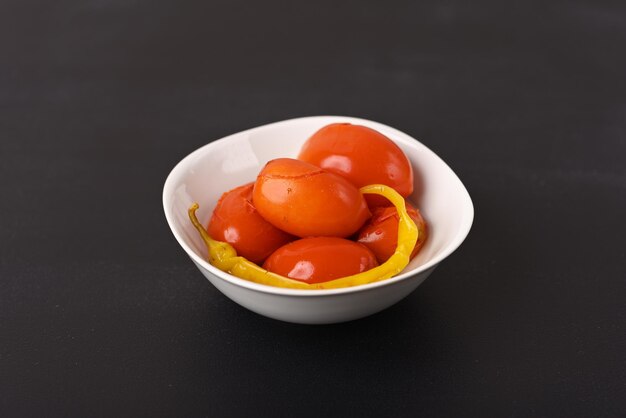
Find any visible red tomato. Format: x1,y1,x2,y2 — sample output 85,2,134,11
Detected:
252,158,371,238
263,237,378,284
298,123,414,206
208,183,295,264
357,201,428,263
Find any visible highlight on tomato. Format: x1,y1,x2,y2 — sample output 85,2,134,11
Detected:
298,123,414,206
252,158,371,238
357,201,427,264
207,183,295,264
262,237,379,284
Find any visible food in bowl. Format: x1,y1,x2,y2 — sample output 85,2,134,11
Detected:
298,123,414,207
357,201,428,264
207,182,295,264
262,237,379,284
163,116,474,324
189,123,428,290
252,158,371,238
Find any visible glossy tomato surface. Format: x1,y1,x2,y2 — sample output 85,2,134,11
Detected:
263,237,378,284
298,123,414,206
208,183,294,264
357,201,428,263
252,158,370,238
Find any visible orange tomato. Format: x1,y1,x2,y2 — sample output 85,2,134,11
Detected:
208,183,295,264
357,201,427,263
263,237,378,284
298,123,414,206
252,158,371,238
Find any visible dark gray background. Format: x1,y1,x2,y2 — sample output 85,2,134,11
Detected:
2,0,625,416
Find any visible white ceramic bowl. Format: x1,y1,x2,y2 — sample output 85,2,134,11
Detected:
163,116,473,324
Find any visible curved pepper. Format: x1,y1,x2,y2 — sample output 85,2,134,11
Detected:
188,184,418,290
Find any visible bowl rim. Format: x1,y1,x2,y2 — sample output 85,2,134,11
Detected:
163,115,474,297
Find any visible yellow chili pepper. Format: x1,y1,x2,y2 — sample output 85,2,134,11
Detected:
188,184,418,290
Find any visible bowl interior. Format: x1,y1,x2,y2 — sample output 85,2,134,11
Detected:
163,116,473,293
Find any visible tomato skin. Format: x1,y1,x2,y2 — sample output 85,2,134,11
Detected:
252,158,371,238
357,201,427,263
263,237,378,284
208,183,295,264
298,123,413,206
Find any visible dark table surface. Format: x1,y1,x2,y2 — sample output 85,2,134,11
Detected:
2,0,625,416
